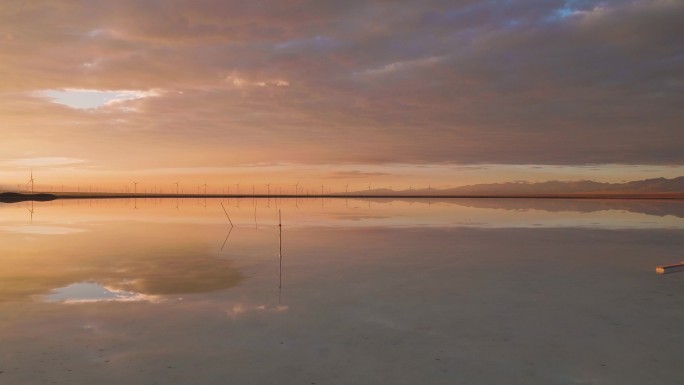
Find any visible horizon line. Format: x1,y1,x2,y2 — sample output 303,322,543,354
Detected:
2,191,684,202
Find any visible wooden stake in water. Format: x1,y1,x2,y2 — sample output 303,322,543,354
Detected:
656,262,684,274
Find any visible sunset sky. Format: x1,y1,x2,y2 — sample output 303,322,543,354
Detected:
1,0,683,193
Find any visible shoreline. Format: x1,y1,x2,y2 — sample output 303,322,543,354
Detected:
3,191,684,203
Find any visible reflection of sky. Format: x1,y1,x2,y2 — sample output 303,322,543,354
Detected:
2,197,684,230
2,197,684,384
1,197,684,303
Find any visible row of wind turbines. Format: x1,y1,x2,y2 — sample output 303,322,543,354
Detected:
126,181,351,195
110,181,432,195
14,170,439,196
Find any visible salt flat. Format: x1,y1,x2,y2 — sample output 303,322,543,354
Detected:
1,198,683,385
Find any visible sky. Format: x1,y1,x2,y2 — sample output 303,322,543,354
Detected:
1,0,683,193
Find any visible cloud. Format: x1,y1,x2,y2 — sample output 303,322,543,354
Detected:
0,0,682,168
224,72,290,88
39,89,161,110
2,157,87,167
324,171,392,179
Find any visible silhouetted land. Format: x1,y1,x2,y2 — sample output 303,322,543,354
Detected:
0,192,57,203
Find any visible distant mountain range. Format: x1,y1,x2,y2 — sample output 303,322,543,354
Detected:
352,176,684,195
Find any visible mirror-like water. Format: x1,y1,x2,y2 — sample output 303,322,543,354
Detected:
1,198,683,384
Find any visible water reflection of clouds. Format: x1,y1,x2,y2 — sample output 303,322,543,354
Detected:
327,212,393,222
44,282,162,304
0,220,244,302
0,225,86,235
225,303,289,319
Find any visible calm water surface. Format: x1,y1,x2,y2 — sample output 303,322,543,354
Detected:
1,198,684,384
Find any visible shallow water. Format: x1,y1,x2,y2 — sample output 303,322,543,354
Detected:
1,198,684,384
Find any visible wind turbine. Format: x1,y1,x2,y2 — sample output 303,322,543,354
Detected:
345,184,349,193
27,169,35,193
266,183,271,196
132,181,139,195
293,183,299,195
235,182,240,195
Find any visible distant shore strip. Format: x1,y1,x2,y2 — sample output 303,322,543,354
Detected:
2,191,684,203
